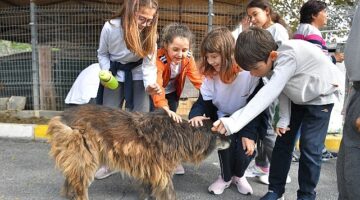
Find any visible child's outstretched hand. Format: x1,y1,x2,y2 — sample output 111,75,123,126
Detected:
212,120,227,135
276,127,290,137
189,116,209,127
242,137,256,156
163,107,182,123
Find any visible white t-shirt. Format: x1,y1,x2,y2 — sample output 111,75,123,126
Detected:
65,63,101,104
165,62,181,94
200,71,259,118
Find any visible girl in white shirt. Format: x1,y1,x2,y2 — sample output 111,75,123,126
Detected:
189,27,264,196
97,0,161,112
245,0,291,185
95,0,161,180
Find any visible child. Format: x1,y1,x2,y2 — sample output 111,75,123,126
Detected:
294,0,345,161
95,0,161,180
245,0,291,185
189,27,265,196
294,0,344,64
212,27,342,200
97,0,161,111
247,0,290,46
151,23,203,174
65,63,101,106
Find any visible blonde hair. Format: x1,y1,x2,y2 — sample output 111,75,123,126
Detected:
199,27,239,84
112,0,158,57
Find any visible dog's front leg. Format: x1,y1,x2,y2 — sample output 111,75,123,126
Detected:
154,180,176,200
61,178,75,199
139,183,153,200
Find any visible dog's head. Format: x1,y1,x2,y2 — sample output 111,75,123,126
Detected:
215,134,231,150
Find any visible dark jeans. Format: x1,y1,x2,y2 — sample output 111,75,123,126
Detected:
150,91,179,112
269,103,334,200
219,132,256,182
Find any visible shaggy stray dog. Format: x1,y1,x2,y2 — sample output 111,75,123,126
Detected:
48,104,229,200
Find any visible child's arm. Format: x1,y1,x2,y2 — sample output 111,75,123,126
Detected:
143,44,161,95
276,92,291,136
215,53,297,135
97,22,111,70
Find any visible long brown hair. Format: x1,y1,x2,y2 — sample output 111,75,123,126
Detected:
111,0,158,57
199,27,239,84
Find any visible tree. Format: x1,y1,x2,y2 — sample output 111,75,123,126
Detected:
271,0,359,41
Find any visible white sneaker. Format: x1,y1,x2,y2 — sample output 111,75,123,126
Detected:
94,166,117,180
174,164,185,175
245,164,269,177
208,176,232,195
258,174,292,185
232,176,253,195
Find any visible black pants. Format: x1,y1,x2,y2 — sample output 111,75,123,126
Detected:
219,132,256,182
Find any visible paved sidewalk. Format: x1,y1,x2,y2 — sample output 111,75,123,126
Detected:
0,138,339,200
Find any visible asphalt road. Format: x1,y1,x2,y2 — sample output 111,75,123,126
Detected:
0,138,338,200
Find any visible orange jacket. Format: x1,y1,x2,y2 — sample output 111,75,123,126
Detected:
152,48,203,108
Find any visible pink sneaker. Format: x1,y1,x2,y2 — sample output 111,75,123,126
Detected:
208,176,231,195
173,164,185,175
232,176,253,195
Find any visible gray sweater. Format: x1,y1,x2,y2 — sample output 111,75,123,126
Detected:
220,40,342,135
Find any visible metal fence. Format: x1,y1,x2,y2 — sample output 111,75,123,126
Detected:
0,2,245,113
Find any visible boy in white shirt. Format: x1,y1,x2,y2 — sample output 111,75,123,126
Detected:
212,27,341,200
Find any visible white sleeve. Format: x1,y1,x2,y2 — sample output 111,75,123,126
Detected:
272,24,289,46
97,22,111,70
220,52,296,135
276,92,291,128
200,78,214,101
142,46,157,88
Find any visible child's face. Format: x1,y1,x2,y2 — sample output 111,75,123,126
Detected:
165,37,190,64
312,10,328,28
135,7,157,31
247,7,270,28
249,55,273,77
205,52,222,72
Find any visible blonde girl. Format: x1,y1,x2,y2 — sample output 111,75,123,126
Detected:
95,0,161,179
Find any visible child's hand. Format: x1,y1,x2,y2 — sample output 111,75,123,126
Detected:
334,52,344,63
163,107,182,123
189,116,209,127
275,127,290,137
146,83,162,95
356,117,360,133
242,137,256,156
212,120,227,135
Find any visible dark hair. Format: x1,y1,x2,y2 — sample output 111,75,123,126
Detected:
300,0,327,24
234,27,277,70
246,0,290,32
160,23,194,48
200,27,238,83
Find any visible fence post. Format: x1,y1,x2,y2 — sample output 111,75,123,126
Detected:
30,0,40,110
208,0,213,32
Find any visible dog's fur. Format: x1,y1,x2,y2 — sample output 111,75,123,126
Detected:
48,104,229,200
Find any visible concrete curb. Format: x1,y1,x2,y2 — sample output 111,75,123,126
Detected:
0,123,343,152
0,123,50,140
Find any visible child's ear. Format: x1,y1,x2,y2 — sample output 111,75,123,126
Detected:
269,51,278,61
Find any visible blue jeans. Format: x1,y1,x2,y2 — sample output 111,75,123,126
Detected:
268,103,333,200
